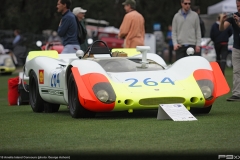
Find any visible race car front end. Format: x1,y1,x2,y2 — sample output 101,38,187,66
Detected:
0,54,16,74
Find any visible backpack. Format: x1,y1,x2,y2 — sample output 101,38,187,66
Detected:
75,16,87,45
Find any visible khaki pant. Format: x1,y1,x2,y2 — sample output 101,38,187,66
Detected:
231,48,240,96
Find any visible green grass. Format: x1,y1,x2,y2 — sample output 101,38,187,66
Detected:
0,68,239,158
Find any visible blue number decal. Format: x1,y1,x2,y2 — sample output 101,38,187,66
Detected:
143,78,158,86
51,72,60,87
161,77,175,85
125,77,174,87
125,78,142,87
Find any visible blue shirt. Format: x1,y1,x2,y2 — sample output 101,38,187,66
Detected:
167,31,173,46
58,10,79,46
181,9,190,19
13,35,21,45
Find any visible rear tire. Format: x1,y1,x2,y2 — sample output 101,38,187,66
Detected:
68,73,95,118
190,106,212,114
29,71,44,112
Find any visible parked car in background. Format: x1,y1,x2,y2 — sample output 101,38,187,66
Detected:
200,37,233,68
201,38,216,62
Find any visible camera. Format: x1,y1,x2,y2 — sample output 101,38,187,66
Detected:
226,13,234,18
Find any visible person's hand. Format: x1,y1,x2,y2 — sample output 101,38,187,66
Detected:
233,14,240,26
195,46,200,53
219,13,227,23
174,44,181,51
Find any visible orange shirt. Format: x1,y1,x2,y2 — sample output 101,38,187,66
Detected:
119,10,145,48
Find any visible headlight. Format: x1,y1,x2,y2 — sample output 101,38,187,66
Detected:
197,80,214,100
4,58,14,67
201,86,212,99
93,82,116,103
96,90,109,102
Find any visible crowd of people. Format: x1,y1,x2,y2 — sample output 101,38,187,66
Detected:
1,0,239,102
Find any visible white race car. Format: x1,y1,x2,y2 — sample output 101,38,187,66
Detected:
24,40,229,118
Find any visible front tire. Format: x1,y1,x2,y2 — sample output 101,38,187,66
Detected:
190,106,212,114
29,71,44,112
68,73,95,118
44,102,60,113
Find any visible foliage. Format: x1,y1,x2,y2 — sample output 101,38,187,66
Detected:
0,0,220,34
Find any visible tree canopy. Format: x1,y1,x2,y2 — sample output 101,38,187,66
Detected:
0,0,220,34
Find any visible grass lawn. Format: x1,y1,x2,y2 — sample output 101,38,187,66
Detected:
0,68,239,159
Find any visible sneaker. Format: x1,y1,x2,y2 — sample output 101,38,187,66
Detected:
226,95,240,101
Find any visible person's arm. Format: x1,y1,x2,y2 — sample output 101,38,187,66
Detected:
172,15,181,50
195,16,201,53
118,15,131,39
57,17,70,37
219,14,231,31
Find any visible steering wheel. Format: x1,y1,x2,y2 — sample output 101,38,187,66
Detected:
83,40,112,58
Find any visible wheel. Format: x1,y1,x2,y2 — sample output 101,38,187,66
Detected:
226,52,232,68
68,73,95,118
29,71,44,112
17,96,22,106
190,106,212,114
44,102,60,113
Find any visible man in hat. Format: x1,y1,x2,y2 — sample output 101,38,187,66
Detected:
118,0,145,48
73,7,88,52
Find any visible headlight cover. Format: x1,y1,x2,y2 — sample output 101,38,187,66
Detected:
93,82,116,103
197,80,214,100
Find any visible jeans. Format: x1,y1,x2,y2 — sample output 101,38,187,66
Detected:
61,44,80,54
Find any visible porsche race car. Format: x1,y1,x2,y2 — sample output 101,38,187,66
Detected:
24,40,230,118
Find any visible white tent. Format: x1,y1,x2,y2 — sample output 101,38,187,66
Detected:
207,0,237,15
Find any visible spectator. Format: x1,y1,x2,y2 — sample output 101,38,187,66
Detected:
219,0,240,101
12,29,27,67
57,0,80,53
167,25,174,63
72,7,88,52
48,31,62,43
210,14,232,75
118,0,145,48
172,0,201,60
192,6,205,38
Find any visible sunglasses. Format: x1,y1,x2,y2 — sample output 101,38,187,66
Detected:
183,2,191,5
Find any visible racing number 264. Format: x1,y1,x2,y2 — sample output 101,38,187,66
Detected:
125,78,174,87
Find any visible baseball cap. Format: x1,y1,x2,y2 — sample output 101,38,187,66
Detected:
72,7,87,15
122,0,136,6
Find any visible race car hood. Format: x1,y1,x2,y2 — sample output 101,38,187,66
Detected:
107,70,190,94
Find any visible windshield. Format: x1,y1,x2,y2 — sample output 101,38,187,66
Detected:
93,58,164,72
